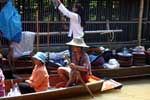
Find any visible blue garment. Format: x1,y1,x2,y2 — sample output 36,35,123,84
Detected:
0,0,22,43
89,54,105,67
89,54,98,63
53,56,66,66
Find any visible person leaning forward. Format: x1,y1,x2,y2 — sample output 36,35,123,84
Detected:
57,38,92,87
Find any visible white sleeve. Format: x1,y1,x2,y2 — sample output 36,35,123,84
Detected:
58,3,78,19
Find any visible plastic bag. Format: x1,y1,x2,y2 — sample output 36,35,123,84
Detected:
0,0,22,43
7,83,21,97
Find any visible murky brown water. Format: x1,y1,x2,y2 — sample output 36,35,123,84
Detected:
63,78,150,100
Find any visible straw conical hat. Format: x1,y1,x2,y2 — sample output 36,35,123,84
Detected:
66,38,89,48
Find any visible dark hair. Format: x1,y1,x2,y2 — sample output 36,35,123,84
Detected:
74,3,86,28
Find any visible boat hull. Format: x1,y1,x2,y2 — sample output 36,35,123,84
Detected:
0,80,103,100
92,65,150,79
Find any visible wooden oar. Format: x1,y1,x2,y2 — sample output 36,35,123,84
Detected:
76,71,95,98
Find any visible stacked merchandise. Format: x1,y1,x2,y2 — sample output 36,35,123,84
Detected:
132,46,146,66
116,48,133,67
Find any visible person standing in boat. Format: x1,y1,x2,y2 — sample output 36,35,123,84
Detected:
0,0,22,68
57,38,92,87
52,0,86,58
54,0,86,40
19,52,49,94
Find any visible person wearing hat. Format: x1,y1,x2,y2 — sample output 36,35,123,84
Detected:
52,0,86,59
19,52,49,94
57,38,92,87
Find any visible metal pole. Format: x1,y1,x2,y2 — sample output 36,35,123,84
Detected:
138,0,144,46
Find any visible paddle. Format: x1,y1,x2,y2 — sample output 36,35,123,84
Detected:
64,55,95,98
76,71,95,98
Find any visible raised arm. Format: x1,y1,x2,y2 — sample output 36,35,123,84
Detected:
55,0,78,19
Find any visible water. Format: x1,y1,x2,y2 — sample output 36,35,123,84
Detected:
63,78,150,100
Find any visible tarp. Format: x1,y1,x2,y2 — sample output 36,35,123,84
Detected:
0,0,22,43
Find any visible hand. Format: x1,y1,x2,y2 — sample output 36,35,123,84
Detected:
51,0,61,9
69,63,77,70
25,80,31,84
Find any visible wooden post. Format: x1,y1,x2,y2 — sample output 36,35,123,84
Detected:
36,9,39,52
138,0,144,46
106,19,112,49
47,17,50,61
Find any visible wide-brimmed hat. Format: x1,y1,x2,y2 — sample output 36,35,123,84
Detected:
32,52,46,64
66,38,89,48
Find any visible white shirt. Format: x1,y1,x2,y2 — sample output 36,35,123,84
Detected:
58,3,84,38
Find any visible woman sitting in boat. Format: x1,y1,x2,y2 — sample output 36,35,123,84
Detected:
57,38,92,87
19,52,49,94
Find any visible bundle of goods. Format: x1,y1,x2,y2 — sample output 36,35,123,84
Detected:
116,48,133,67
132,46,146,66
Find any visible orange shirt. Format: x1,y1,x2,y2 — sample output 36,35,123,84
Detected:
29,65,49,92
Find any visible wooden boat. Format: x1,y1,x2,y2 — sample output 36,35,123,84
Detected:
0,58,123,100
0,75,123,100
0,75,104,100
92,65,150,79
1,58,150,79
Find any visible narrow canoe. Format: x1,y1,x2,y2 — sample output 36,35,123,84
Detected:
0,75,104,100
92,65,150,79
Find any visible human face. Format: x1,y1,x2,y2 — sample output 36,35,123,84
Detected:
32,58,42,66
72,46,81,56
72,4,78,12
